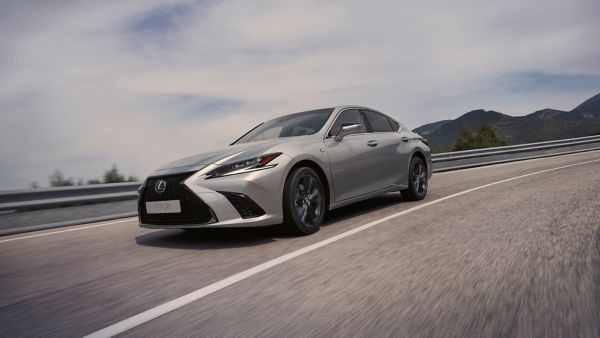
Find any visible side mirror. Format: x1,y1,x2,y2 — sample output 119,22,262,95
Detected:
334,123,362,141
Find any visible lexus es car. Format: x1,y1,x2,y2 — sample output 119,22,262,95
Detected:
138,106,432,235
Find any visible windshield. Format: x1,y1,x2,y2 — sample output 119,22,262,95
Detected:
233,108,334,144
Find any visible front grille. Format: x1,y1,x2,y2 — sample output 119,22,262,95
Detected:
219,192,266,219
139,173,216,225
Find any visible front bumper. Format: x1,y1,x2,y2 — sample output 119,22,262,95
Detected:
139,156,289,229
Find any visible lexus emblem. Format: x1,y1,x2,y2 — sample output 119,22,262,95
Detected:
154,180,167,194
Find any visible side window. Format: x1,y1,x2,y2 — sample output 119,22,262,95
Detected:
388,118,400,131
328,109,367,137
363,110,393,132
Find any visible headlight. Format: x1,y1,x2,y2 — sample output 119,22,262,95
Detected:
205,153,282,179
137,178,148,197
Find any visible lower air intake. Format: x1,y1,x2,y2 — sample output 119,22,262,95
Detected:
219,192,266,219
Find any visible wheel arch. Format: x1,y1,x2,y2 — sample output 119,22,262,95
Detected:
409,149,430,177
411,149,427,165
286,160,331,210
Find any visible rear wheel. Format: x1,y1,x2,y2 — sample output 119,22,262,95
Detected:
401,157,428,201
282,167,326,235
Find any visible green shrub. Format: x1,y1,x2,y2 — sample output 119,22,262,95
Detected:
453,123,506,151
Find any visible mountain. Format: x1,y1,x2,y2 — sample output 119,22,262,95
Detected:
569,92,600,120
413,120,452,136
414,92,600,150
528,108,567,119
418,110,513,148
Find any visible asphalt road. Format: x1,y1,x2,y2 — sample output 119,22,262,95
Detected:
1,151,600,337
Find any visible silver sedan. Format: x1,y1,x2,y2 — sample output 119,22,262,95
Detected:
138,106,432,235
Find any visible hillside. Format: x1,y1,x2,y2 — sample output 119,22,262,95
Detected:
414,92,600,150
568,92,600,120
412,120,452,136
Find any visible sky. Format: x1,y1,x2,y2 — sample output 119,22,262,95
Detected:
1,0,599,190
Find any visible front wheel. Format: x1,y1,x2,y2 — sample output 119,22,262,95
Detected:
282,167,326,235
401,157,428,201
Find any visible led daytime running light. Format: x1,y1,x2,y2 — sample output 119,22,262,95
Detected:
206,153,282,178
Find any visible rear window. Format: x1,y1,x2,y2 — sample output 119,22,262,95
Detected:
388,118,400,131
363,110,393,132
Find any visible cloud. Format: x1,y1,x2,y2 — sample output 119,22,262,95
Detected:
0,0,599,189
129,94,243,120
498,72,600,93
127,3,194,36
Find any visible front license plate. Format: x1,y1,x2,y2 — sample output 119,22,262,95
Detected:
146,200,181,214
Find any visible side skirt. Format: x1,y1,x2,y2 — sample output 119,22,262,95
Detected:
329,185,406,210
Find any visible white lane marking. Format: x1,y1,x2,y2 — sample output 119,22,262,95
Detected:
85,158,600,338
0,218,137,244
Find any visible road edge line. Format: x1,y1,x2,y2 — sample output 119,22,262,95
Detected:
0,218,137,244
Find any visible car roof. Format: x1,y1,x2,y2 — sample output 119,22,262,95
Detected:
332,105,399,123
333,105,377,111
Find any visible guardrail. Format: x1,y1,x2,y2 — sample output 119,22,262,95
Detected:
0,181,140,203
0,182,140,212
431,134,600,172
1,134,599,213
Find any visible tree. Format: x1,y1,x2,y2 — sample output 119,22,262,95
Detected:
30,181,39,189
475,123,507,149
103,164,125,183
453,123,506,151
49,169,74,187
453,125,476,151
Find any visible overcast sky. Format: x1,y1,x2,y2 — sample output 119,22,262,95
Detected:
1,0,599,190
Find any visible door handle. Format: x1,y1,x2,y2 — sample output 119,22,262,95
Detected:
367,140,379,147
401,137,410,142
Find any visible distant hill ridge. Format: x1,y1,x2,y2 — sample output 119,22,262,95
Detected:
413,92,600,150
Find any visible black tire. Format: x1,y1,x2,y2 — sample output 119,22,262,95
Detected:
401,156,428,201
282,167,326,235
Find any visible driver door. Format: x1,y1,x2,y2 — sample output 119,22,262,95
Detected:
325,109,381,202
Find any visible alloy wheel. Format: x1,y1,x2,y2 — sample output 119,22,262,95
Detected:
412,161,428,195
293,174,322,227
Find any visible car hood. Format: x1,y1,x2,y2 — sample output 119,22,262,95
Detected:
149,138,299,177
